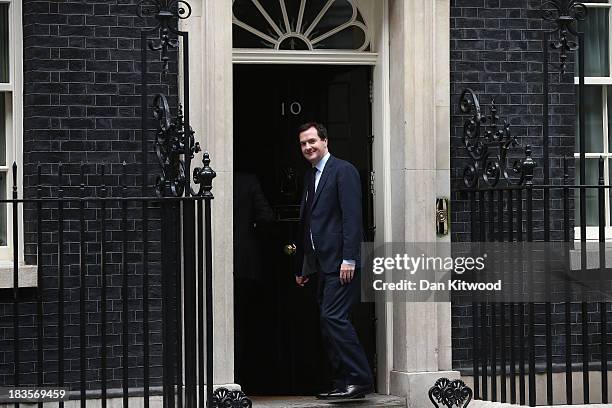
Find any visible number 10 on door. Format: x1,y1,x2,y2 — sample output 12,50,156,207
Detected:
281,101,302,116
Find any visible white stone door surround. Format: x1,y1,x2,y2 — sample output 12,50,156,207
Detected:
385,1,457,406
181,0,455,405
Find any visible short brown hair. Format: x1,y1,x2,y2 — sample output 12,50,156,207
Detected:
297,122,328,141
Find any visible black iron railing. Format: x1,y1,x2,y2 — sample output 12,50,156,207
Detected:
458,155,612,406
134,0,251,406
452,1,607,406
460,167,612,406
457,115,612,406
0,156,235,408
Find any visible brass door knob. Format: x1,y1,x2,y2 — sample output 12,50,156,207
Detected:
283,243,296,256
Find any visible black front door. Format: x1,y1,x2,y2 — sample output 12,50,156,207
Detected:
233,65,375,395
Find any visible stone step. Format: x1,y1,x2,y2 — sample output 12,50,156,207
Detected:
249,394,406,408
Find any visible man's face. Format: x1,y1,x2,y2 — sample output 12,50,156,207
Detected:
299,126,328,165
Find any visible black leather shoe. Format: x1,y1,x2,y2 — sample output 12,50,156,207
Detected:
316,387,344,400
326,384,373,399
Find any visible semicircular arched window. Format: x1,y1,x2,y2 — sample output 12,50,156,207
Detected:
232,0,370,51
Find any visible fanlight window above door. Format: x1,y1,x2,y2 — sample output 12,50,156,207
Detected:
232,0,370,51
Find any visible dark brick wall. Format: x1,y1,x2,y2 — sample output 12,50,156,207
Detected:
450,0,576,242
0,0,179,390
450,0,579,372
22,0,177,189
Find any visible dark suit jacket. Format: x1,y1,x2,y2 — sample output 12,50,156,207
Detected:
297,155,363,276
234,172,274,281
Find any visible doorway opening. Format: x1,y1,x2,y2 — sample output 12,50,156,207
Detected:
232,64,375,395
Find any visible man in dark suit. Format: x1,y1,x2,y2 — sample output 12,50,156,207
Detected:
295,122,373,400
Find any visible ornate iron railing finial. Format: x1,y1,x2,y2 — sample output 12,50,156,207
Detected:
193,151,216,198
520,145,536,185
541,0,587,74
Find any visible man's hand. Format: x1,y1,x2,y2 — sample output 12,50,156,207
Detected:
296,275,309,287
340,263,355,285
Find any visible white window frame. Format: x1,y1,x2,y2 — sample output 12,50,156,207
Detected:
0,0,33,287
574,2,612,241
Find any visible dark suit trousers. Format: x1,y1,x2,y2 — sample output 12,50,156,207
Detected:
315,260,372,387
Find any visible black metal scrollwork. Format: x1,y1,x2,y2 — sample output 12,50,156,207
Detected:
149,27,179,75
212,387,252,408
137,0,192,20
153,94,201,197
137,0,192,73
428,378,472,408
541,0,587,74
459,88,535,188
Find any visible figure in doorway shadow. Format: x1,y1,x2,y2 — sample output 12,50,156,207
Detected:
233,171,274,388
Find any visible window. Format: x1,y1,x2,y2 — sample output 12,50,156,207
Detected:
0,0,40,288
575,1,612,240
232,0,370,51
0,0,26,283
1,0,34,286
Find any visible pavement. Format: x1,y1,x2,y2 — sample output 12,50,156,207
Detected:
249,394,406,408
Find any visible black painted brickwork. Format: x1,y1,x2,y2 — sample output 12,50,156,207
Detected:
0,0,180,390
2,0,600,390
450,0,584,372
